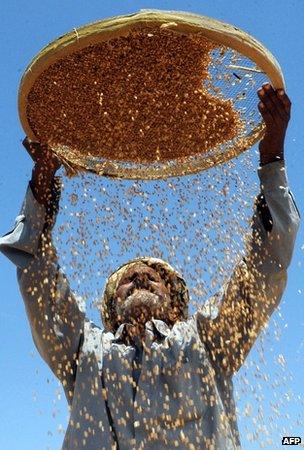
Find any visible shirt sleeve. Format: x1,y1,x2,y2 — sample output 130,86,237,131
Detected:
0,180,86,401
196,161,300,375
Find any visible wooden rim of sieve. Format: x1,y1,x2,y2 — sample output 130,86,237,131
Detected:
18,9,285,179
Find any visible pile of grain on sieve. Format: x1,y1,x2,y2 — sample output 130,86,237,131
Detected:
26,26,243,165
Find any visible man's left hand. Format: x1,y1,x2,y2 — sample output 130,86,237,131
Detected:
257,83,291,165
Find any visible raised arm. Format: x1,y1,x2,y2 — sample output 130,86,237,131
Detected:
196,85,300,375
0,139,85,401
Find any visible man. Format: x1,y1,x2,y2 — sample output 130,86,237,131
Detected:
0,84,300,449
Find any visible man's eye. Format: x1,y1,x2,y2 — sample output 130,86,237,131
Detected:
123,273,158,283
148,275,157,282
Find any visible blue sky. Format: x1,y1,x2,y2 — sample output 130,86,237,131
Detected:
0,1,303,449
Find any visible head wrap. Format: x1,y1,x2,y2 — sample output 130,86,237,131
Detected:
101,257,189,332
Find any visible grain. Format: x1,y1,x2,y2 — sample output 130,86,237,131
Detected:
26,27,243,167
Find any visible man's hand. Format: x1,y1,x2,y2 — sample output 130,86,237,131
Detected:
257,83,291,166
23,137,62,206
23,137,61,173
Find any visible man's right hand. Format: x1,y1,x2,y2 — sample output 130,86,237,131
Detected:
23,137,62,206
23,137,61,172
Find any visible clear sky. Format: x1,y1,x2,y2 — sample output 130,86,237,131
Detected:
0,1,303,449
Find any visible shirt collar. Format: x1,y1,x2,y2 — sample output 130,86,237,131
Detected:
112,319,170,343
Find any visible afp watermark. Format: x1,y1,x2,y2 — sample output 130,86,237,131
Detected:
282,437,302,445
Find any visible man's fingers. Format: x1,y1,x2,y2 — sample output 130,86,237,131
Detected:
23,137,62,171
22,137,50,163
257,86,276,113
258,84,289,122
258,101,273,127
22,137,39,160
277,90,292,115
22,137,34,152
265,84,291,120
23,137,40,152
261,84,284,120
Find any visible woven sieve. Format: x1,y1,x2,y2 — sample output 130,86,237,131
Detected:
18,9,285,179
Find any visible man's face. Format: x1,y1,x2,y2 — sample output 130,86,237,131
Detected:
114,262,171,327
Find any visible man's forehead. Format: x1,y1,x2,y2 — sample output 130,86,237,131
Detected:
107,258,178,293
121,262,159,278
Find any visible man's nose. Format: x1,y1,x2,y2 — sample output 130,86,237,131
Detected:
133,273,150,288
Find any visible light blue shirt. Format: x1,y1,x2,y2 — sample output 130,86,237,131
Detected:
0,161,300,449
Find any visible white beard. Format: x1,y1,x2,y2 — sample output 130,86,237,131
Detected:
119,289,166,323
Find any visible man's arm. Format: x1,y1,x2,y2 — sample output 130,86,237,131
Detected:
196,85,300,375
0,140,85,400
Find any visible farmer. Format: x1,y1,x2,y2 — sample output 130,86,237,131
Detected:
0,84,300,449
